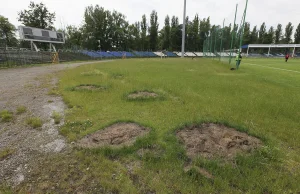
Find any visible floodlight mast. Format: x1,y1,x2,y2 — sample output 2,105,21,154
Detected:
181,0,187,58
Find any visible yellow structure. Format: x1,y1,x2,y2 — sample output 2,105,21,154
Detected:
52,52,59,64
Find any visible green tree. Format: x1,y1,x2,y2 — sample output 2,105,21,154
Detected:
294,23,300,44
275,24,282,44
222,24,232,50
185,16,191,51
284,22,293,44
163,15,171,50
258,22,266,44
65,25,83,49
190,14,200,51
141,14,147,50
18,1,55,29
265,26,275,44
82,6,109,50
199,17,211,51
149,10,159,51
243,22,251,45
0,15,17,47
82,6,128,51
250,26,258,44
170,16,180,51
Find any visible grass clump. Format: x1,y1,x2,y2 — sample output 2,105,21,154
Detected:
52,111,62,124
26,117,43,129
0,110,13,122
48,88,60,96
16,106,27,114
0,148,14,161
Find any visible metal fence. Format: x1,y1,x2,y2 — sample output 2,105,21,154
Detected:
0,49,94,67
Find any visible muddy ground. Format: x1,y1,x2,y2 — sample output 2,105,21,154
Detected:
177,123,262,160
0,61,109,187
128,91,158,99
78,123,150,148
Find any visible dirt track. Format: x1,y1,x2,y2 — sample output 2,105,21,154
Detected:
0,61,109,186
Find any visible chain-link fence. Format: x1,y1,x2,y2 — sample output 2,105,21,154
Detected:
0,49,94,67
203,0,249,69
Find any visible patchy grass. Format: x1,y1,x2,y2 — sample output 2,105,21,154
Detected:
0,110,13,122
48,88,60,96
9,58,300,193
26,117,43,129
51,111,62,124
0,148,15,161
67,84,109,92
16,106,27,115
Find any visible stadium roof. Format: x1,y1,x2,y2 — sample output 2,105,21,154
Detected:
242,44,300,49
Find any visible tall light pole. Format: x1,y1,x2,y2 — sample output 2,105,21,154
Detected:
181,0,187,58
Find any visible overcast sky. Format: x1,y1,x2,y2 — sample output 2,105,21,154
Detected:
1,0,300,31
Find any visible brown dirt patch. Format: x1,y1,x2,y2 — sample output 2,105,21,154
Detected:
75,85,106,91
78,123,150,148
177,123,262,159
128,91,158,99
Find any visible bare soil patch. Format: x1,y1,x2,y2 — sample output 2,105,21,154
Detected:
74,84,107,91
177,123,262,159
78,123,150,148
128,91,158,99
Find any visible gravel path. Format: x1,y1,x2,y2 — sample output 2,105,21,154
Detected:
0,61,110,186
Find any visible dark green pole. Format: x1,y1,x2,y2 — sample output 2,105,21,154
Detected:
237,0,249,69
229,4,238,65
220,19,225,61
239,0,249,54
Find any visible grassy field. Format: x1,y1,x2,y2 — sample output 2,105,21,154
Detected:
11,58,300,193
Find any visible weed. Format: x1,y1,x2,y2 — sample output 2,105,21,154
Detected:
48,88,60,96
48,100,54,103
0,148,14,161
0,110,13,122
52,111,62,124
16,106,27,114
26,117,43,129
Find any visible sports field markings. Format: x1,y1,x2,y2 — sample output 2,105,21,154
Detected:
244,63,300,74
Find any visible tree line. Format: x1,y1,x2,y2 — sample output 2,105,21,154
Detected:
1,1,300,51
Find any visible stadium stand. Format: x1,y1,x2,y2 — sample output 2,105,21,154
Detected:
154,52,167,57
164,51,177,57
218,52,229,57
145,51,158,57
248,53,262,57
185,52,197,57
96,51,114,58
204,52,216,57
194,52,204,57
175,52,188,57
108,51,123,57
